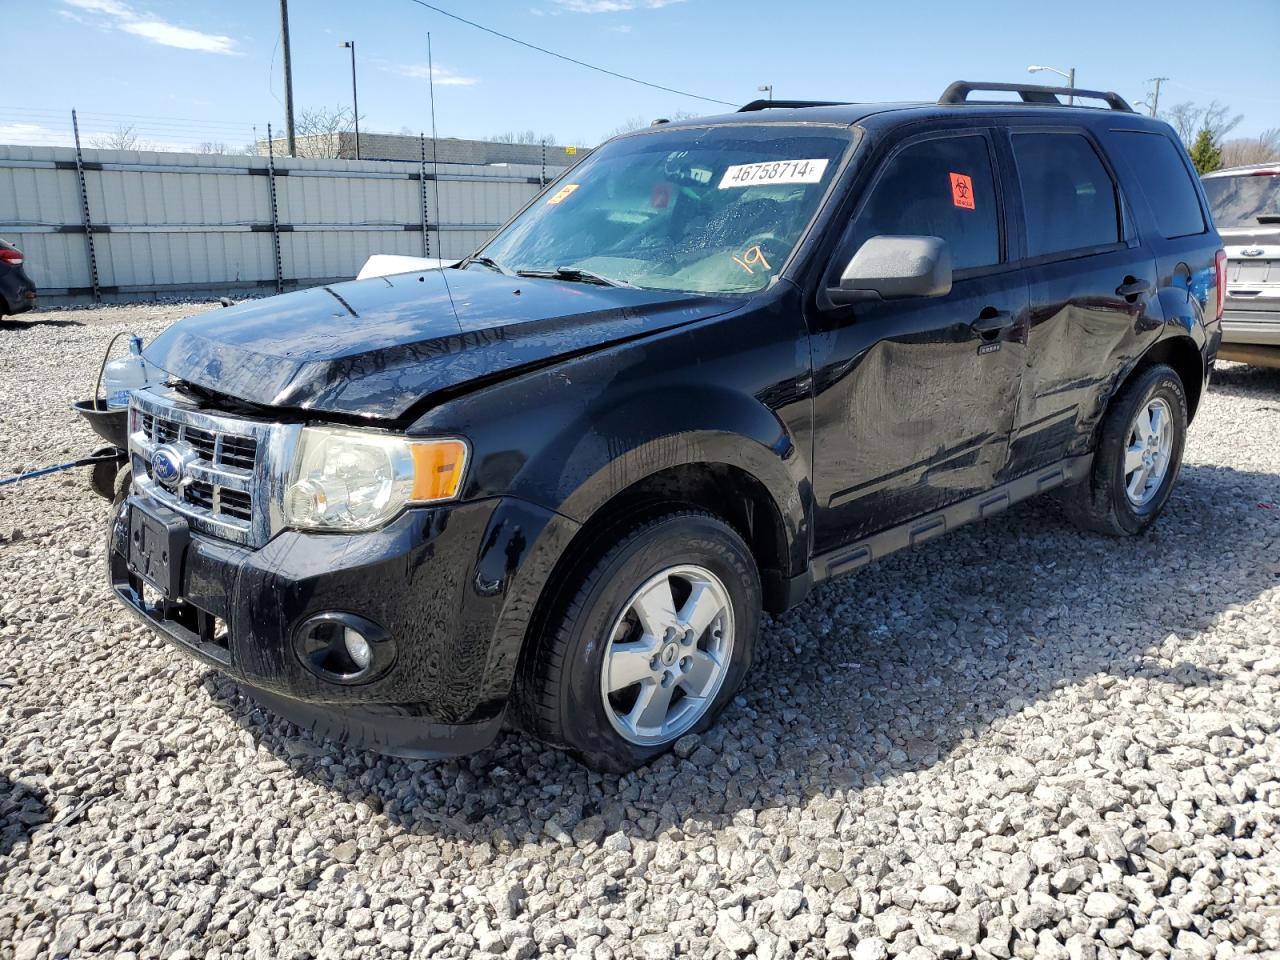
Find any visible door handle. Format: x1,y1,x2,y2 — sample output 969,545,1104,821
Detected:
1115,277,1152,300
970,307,1014,335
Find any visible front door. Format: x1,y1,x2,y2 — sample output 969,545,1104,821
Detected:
808,129,1029,556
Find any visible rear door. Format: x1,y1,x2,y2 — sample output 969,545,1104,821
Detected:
1001,126,1162,476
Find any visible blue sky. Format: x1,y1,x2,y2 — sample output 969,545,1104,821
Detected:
7,0,1279,151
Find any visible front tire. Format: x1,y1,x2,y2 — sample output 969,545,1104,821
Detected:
1060,363,1188,536
516,511,760,773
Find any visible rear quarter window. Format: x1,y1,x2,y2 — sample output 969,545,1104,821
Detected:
1105,131,1206,239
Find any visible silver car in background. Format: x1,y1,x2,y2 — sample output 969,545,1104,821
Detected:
1202,164,1280,367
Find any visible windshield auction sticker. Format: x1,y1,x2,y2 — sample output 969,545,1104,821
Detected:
546,183,580,205
718,159,829,189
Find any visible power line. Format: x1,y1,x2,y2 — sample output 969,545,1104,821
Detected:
400,0,737,108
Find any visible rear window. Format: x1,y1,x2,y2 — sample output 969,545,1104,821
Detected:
1012,133,1120,258
1202,172,1280,229
1106,131,1205,238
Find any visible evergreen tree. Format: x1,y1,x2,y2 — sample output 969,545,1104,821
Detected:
1189,128,1224,174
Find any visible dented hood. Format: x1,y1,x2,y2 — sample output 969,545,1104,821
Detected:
144,269,733,420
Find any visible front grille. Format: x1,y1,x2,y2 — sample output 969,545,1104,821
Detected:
219,488,252,521
129,389,296,548
219,435,258,471
140,412,258,473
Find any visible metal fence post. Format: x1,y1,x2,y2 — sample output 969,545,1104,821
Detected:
266,123,284,294
419,133,431,258
70,110,101,303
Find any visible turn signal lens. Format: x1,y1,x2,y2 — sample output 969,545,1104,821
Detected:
409,438,468,502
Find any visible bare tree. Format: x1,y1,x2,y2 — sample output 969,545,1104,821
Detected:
603,110,699,141
487,130,557,145
89,123,148,151
1162,100,1244,147
293,106,356,158
1221,128,1280,168
195,141,230,155
604,115,647,139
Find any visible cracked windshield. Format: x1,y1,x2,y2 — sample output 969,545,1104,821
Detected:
472,125,854,294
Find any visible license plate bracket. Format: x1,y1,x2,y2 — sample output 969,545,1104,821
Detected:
127,499,190,601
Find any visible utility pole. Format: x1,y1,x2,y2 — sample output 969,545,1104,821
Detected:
279,0,296,157
340,41,361,160
1148,77,1168,118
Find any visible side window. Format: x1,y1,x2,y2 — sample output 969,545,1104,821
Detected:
1105,131,1206,239
850,135,1000,271
1012,133,1120,258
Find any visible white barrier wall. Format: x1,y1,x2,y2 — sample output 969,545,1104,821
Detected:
0,145,553,303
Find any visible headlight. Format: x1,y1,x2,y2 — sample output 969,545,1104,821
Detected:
283,427,468,532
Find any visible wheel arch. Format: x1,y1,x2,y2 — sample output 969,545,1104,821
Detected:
1133,334,1205,421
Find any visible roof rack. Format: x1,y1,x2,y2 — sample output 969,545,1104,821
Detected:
738,99,851,113
939,81,1134,113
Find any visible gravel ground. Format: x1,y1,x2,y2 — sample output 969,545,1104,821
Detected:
1,303,1278,960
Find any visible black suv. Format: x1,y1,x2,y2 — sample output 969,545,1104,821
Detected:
111,82,1223,771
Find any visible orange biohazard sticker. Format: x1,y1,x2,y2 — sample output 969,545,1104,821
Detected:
546,183,580,205
949,172,975,210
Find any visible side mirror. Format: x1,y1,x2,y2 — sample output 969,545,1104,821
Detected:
826,235,953,306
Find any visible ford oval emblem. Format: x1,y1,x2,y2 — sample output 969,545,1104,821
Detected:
151,445,185,489
1241,247,1265,257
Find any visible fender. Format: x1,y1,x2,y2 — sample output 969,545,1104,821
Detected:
413,305,814,580
415,312,814,706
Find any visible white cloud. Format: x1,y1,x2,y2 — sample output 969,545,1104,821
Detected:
0,123,74,147
62,0,238,55
553,0,685,10
606,24,633,32
391,64,479,87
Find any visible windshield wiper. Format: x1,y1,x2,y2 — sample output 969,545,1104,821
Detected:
467,255,515,276
517,266,635,288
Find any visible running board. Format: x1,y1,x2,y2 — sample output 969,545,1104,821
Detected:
811,454,1094,584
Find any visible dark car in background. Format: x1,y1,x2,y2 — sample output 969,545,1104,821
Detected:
1202,164,1280,367
0,238,37,319
108,82,1222,772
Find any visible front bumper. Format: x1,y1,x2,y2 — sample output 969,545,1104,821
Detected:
109,491,577,757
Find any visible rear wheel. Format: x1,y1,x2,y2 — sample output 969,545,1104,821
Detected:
1060,363,1187,536
516,511,759,772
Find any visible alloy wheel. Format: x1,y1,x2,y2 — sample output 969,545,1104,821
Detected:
599,564,735,746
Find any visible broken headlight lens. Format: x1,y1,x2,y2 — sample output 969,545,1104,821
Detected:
283,427,468,532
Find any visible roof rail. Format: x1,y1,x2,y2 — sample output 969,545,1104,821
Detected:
939,81,1134,113
738,99,851,113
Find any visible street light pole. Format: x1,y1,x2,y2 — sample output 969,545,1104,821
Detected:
340,41,360,160
1027,64,1075,106
757,84,773,102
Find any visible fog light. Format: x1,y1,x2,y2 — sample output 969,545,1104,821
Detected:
293,612,393,685
344,627,372,671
